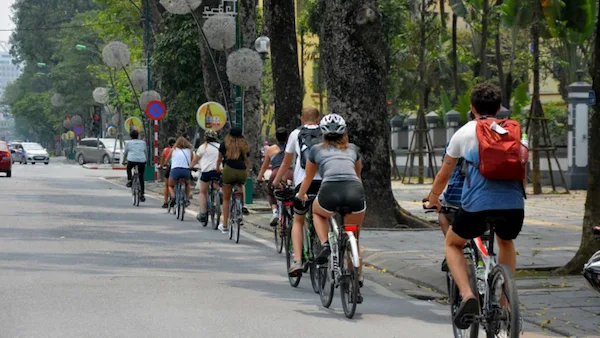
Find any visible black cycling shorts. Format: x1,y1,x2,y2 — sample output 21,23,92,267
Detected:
317,180,366,214
294,181,321,215
452,208,524,240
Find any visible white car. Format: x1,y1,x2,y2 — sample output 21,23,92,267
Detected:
21,142,50,165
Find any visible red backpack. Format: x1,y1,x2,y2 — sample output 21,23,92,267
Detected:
475,118,526,181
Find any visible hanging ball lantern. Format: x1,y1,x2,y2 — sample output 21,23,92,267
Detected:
226,48,264,88
102,41,131,69
159,0,202,15
139,90,161,109
203,16,236,51
93,87,110,105
51,93,65,107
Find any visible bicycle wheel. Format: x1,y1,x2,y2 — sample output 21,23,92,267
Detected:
234,199,241,244
319,257,334,308
228,199,234,240
286,224,301,287
486,264,520,338
451,260,479,338
340,239,359,319
274,208,283,253
181,198,185,221
309,233,321,294
132,178,138,206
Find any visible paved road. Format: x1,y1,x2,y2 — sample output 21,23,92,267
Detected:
0,162,555,337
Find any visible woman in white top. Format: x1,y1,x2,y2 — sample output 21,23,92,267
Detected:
191,130,221,222
166,136,198,207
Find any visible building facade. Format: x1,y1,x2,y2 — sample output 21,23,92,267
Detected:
0,41,21,98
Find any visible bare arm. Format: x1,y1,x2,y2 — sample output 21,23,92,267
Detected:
425,156,459,209
216,153,223,173
257,147,274,181
159,149,166,167
191,149,201,167
298,160,318,198
355,159,363,178
273,152,293,186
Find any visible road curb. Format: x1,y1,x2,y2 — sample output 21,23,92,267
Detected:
83,164,127,170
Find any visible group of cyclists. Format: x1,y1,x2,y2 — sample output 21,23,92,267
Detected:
121,82,527,329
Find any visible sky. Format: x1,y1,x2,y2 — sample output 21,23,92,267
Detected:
0,0,14,44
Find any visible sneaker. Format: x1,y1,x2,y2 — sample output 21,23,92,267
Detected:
270,210,279,227
126,181,132,188
352,292,363,304
140,195,146,202
169,198,176,207
161,203,168,209
315,242,331,265
288,261,303,277
197,212,207,223
441,258,449,272
242,206,249,215
218,224,228,234
184,200,191,207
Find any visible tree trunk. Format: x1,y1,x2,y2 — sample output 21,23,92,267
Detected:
417,0,427,184
270,0,303,132
530,0,543,194
557,0,600,275
452,14,459,102
321,0,432,228
439,0,446,31
479,0,490,79
239,0,263,177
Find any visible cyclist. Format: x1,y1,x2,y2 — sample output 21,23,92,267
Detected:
297,114,366,301
159,137,176,208
192,130,221,223
257,127,293,226
216,127,250,234
424,83,526,329
166,136,198,208
273,106,323,277
124,129,147,202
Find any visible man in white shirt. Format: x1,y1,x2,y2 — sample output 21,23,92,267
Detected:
124,129,147,202
273,106,323,277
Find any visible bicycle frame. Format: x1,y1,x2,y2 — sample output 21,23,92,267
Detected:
328,216,360,276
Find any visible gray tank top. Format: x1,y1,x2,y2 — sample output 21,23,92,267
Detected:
308,143,361,182
270,144,286,169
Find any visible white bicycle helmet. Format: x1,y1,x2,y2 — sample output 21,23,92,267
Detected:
584,226,600,294
319,113,347,135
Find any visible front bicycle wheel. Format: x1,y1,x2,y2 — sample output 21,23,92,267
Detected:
285,224,301,287
309,235,321,294
451,260,479,338
340,239,359,319
486,264,520,338
319,257,334,308
181,199,185,221
274,209,284,254
211,190,221,230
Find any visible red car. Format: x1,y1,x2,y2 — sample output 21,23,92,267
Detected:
0,141,12,177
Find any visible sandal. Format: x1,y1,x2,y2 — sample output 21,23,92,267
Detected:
453,297,479,329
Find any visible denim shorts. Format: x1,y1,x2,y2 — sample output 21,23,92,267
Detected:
170,168,191,181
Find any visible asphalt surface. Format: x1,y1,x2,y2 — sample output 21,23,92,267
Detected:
0,162,556,337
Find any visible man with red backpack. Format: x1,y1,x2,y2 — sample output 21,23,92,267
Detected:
424,83,527,330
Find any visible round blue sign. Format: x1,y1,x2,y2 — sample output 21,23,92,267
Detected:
74,125,83,136
145,100,167,121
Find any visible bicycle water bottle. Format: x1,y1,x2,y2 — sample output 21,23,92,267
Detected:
476,260,486,294
520,133,529,165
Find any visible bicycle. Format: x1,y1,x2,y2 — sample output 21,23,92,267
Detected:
273,185,294,254
283,194,320,293
318,206,361,319
202,177,222,230
424,205,522,338
131,165,141,207
174,178,187,221
228,184,243,244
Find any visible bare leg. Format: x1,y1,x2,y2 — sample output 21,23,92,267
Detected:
311,200,333,244
168,178,175,198
222,185,232,228
445,229,475,300
497,238,516,272
292,214,306,262
199,181,209,213
438,213,451,237
185,181,191,200
163,178,169,204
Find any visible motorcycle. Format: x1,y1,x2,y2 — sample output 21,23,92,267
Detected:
583,226,600,294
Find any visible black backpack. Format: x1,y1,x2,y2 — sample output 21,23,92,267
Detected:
297,126,322,169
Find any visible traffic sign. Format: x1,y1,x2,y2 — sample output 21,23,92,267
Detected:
73,125,83,136
145,100,167,121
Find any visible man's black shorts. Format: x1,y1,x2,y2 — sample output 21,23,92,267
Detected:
293,181,321,215
452,208,524,240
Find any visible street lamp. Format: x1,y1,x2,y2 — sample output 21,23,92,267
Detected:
255,36,270,59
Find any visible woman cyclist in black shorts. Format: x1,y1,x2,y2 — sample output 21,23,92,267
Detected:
297,113,366,285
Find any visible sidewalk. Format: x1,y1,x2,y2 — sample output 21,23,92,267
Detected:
115,177,599,336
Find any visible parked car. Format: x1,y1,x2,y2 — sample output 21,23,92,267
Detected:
75,138,124,165
21,142,50,165
0,141,12,177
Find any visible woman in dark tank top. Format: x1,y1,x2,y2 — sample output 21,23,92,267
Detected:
258,127,294,226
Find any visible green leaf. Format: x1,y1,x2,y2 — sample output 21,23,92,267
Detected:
510,82,530,119
440,91,453,115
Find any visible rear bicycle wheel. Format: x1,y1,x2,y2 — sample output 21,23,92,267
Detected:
340,240,359,319
451,260,479,338
234,198,241,243
181,198,185,221
319,257,334,308
286,224,301,287
228,199,234,240
486,264,520,338
274,209,283,253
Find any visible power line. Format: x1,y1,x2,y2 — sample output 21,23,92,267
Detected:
0,20,140,32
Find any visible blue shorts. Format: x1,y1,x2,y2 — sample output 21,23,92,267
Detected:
170,168,191,181
200,170,221,182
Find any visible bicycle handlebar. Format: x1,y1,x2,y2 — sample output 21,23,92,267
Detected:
421,198,459,214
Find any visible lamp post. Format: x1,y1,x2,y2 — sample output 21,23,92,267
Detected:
255,36,270,60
